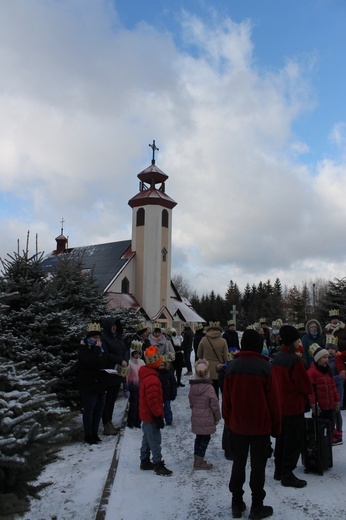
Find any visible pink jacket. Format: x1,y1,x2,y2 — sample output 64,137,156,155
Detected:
189,380,221,435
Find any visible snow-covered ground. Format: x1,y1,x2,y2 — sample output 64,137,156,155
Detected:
16,378,346,520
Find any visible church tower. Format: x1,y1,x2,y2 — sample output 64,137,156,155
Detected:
128,141,177,320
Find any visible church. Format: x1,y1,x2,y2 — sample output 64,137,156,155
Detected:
43,141,204,332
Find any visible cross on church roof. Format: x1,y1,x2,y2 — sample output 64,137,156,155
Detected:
60,217,65,234
149,140,159,164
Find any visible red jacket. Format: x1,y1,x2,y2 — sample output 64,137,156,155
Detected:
271,349,312,416
334,351,346,374
139,365,164,423
307,363,340,410
222,351,281,436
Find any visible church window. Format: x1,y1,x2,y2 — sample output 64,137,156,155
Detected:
162,209,169,228
136,208,145,226
121,277,130,293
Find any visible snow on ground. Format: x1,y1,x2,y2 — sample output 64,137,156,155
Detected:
15,379,346,520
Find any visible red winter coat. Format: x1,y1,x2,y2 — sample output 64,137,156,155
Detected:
334,351,346,374
271,348,312,416
307,363,340,411
138,366,164,423
222,351,282,436
189,380,221,435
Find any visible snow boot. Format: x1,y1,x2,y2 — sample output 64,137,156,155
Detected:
140,459,155,470
281,472,307,488
193,455,213,470
333,429,343,445
103,422,118,435
84,435,98,445
248,504,273,520
231,499,246,518
153,460,173,476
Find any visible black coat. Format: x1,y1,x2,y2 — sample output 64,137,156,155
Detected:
158,367,177,402
77,340,110,393
101,317,129,385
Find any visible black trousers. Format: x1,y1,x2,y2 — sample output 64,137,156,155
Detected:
102,383,121,425
274,413,304,477
229,432,269,506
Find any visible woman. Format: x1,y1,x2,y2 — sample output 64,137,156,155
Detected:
197,322,228,397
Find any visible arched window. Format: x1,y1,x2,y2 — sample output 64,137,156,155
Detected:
136,208,145,226
162,209,169,228
121,277,130,294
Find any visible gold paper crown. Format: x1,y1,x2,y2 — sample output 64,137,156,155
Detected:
153,322,162,330
135,321,148,332
194,323,204,331
116,365,130,378
259,317,267,324
326,335,338,346
308,342,321,358
208,321,220,328
131,340,143,352
162,352,175,363
87,322,101,333
253,322,262,331
329,309,340,317
272,320,282,328
295,323,305,330
227,320,235,326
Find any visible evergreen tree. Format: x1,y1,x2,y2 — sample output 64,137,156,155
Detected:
323,277,346,322
272,278,283,320
0,359,76,516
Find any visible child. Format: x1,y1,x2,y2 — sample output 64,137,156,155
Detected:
326,336,343,445
127,347,145,429
189,359,221,470
138,346,173,476
158,359,177,425
307,346,340,438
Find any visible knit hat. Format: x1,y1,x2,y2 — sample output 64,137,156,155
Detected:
144,346,163,369
241,329,263,353
314,347,329,363
279,325,300,346
194,359,210,379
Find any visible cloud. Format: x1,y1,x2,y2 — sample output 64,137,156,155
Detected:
0,1,345,296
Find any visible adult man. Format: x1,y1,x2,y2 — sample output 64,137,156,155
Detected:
223,329,281,519
259,318,271,348
271,325,312,488
223,320,240,350
324,309,346,352
182,323,194,375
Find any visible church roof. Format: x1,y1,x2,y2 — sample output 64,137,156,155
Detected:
42,239,132,292
169,297,205,323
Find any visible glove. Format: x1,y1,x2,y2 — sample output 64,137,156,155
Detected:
335,402,341,412
154,416,165,429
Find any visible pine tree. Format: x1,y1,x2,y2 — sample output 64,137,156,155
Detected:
0,359,76,516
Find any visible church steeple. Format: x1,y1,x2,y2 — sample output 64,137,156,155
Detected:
128,141,177,320
54,218,68,255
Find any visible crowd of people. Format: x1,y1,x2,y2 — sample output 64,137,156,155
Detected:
76,310,346,520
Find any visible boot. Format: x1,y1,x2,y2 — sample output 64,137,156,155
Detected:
153,460,173,476
103,422,118,435
231,499,246,518
333,429,343,445
84,434,98,445
193,455,213,470
140,458,155,470
248,504,273,520
281,472,307,488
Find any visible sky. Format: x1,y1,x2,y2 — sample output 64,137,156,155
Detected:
1,0,346,296
23,384,346,520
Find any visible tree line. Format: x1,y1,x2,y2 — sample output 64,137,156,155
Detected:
173,274,346,329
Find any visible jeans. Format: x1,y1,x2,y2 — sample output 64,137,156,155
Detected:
80,390,106,436
194,434,211,457
229,432,269,506
164,400,173,424
140,421,162,464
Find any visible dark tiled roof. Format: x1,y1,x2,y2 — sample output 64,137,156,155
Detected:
42,240,132,292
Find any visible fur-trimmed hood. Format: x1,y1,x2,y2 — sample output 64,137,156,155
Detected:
305,319,322,335
324,321,345,334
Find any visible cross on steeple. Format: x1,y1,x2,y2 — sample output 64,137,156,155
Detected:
60,217,65,234
149,140,159,164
